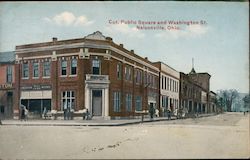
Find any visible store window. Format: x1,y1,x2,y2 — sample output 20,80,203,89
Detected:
135,96,142,111
126,93,132,112
61,91,75,110
113,91,121,112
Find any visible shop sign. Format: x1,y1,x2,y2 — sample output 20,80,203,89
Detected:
21,84,52,90
0,83,13,90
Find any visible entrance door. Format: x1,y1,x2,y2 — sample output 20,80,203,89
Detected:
92,90,102,116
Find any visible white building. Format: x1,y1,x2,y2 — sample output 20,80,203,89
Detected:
154,62,180,112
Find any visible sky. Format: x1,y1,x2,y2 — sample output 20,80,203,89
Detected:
0,1,249,93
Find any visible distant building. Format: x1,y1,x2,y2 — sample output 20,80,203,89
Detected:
14,31,159,119
179,66,212,114
209,91,217,113
0,51,15,119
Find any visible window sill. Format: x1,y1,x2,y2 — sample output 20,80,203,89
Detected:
43,76,50,79
60,75,67,78
32,77,39,79
22,77,29,80
69,75,77,77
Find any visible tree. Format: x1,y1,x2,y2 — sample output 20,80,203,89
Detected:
217,89,239,112
243,94,250,111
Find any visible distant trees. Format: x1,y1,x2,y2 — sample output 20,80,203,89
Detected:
217,89,239,112
243,94,250,111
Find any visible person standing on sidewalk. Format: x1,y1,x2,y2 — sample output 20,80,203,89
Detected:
24,107,29,121
149,105,155,120
20,106,25,121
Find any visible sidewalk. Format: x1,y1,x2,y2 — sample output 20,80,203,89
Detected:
0,113,216,127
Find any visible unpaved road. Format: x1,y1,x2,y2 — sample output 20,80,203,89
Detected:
0,112,249,159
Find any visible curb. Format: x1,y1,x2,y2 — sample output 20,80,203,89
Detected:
0,114,216,127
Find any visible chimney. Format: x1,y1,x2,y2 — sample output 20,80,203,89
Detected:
52,37,58,42
119,44,123,48
131,50,134,53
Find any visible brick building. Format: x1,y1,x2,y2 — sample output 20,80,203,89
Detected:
0,51,15,119
179,67,211,114
14,31,159,119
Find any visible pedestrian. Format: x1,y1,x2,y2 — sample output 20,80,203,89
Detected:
63,104,67,120
155,108,159,117
167,108,171,120
86,109,91,120
20,106,25,121
43,107,48,119
149,105,155,120
24,107,28,121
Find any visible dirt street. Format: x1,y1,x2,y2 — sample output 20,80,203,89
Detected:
0,112,249,159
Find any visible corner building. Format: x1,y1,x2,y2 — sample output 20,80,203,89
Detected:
14,31,159,119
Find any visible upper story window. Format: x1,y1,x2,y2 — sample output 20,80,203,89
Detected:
125,66,132,81
71,59,77,75
43,61,51,77
33,62,39,78
137,70,142,84
61,60,67,76
22,63,29,78
6,65,12,83
117,63,122,80
92,59,100,75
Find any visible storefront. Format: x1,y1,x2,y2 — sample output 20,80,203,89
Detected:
0,83,14,119
20,84,52,118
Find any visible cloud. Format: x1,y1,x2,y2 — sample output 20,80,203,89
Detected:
105,23,145,38
43,11,94,27
155,24,210,39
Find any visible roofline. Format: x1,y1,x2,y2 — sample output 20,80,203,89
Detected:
153,61,180,72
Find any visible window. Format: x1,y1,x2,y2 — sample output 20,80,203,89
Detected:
126,93,132,112
125,66,131,81
113,91,121,112
61,91,75,110
43,61,51,77
167,77,169,90
61,60,67,76
6,65,12,83
135,69,142,84
71,59,77,75
92,59,100,75
135,96,142,111
161,76,164,90
170,79,172,91
165,76,167,90
162,96,168,108
33,62,39,78
22,63,29,78
117,63,122,80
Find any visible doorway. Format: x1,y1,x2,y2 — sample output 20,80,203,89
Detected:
92,90,102,116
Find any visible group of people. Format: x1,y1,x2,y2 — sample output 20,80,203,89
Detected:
149,105,173,120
